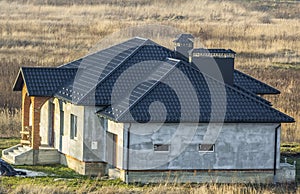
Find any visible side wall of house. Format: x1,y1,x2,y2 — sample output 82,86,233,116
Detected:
40,99,84,161
57,100,84,161
40,99,107,175
121,123,280,170
82,106,106,162
107,120,125,169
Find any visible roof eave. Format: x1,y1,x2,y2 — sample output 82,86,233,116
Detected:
256,91,281,95
96,119,295,124
12,68,24,92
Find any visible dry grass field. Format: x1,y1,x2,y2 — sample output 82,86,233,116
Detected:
0,0,299,192
0,0,299,143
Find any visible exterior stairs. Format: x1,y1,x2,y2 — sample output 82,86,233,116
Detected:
2,144,33,165
2,144,61,165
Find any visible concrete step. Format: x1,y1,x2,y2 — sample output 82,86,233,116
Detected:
18,146,27,152
13,149,22,155
2,144,34,165
8,151,17,157
23,145,31,151
18,146,31,152
2,153,14,164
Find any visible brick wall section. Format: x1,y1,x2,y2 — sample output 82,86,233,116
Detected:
21,85,30,132
21,85,49,150
30,96,49,149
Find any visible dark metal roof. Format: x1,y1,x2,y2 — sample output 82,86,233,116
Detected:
55,37,156,103
70,44,175,105
234,70,280,95
13,67,77,96
177,53,279,95
100,61,294,123
12,36,293,123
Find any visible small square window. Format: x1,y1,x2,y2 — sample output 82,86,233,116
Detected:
154,144,169,152
199,144,215,152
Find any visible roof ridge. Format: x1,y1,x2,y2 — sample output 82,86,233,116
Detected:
21,66,77,69
76,38,152,105
235,69,280,94
58,37,147,69
115,58,180,121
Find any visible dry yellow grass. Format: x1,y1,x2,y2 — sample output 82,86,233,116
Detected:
0,0,298,142
4,182,299,194
0,108,20,138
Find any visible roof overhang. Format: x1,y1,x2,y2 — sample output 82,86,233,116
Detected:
12,68,25,92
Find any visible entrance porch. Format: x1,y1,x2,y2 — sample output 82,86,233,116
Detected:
1,86,60,165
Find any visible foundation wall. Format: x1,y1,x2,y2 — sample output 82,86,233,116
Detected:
60,153,106,176
124,170,275,183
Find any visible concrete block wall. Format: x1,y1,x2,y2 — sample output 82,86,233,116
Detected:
125,123,280,171
82,106,106,162
125,170,274,184
36,148,60,164
277,163,296,183
107,120,125,169
60,154,106,176
39,98,108,176
40,99,85,161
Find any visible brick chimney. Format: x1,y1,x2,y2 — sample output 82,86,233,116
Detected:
189,48,236,85
173,34,194,58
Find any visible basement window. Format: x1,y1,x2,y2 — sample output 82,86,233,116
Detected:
199,144,215,152
154,144,170,152
70,114,77,139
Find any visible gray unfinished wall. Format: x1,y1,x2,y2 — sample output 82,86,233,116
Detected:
82,106,106,162
41,99,85,161
121,123,280,170
40,99,107,163
107,120,125,169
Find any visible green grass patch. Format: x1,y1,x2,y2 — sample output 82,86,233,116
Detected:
271,62,300,70
281,142,300,154
0,176,128,193
0,138,300,191
12,164,85,178
0,137,19,157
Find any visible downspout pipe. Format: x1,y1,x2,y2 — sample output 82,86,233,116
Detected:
273,124,281,184
125,123,132,184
